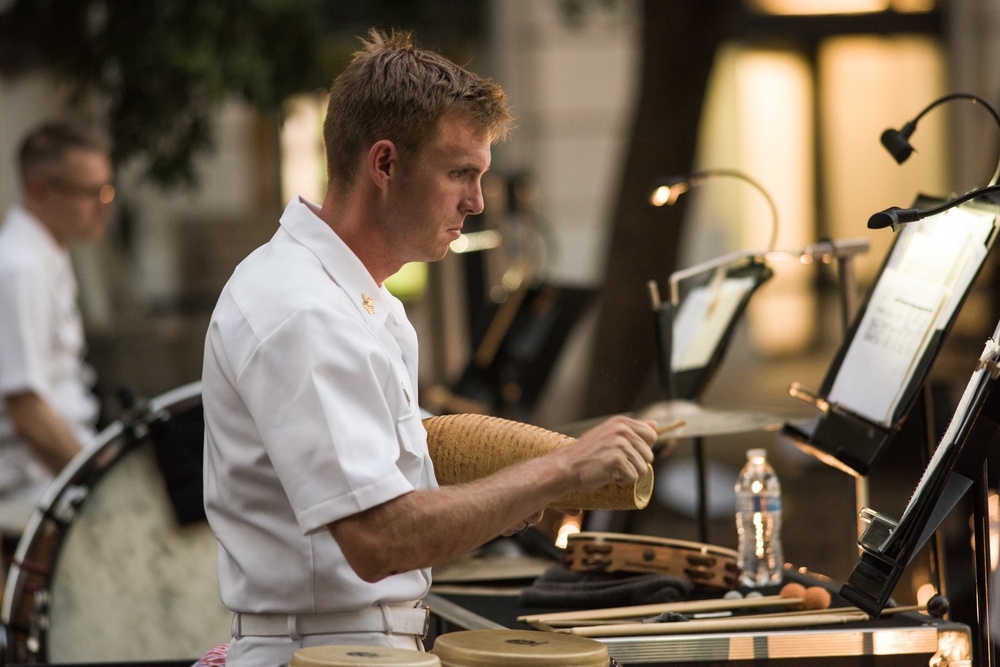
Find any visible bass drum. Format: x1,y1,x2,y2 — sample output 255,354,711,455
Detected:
1,382,231,663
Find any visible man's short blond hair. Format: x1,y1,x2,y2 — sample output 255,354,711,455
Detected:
323,29,512,190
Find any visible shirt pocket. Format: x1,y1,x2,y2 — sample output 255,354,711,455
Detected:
389,376,433,487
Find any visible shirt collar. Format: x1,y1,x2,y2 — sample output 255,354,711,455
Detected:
7,205,65,255
4,204,71,274
277,197,406,330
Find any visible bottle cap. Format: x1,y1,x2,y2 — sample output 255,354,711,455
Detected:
746,448,767,461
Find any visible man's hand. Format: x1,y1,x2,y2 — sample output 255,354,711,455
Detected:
555,415,656,491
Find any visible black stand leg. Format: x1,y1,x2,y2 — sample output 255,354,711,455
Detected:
695,436,709,544
974,467,994,667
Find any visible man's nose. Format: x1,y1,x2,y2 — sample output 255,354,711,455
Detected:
463,183,484,215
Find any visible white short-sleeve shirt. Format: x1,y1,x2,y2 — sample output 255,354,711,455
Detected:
0,205,99,497
202,197,436,615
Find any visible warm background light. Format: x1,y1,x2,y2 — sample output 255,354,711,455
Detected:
747,0,934,15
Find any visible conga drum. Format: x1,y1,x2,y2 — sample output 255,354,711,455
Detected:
290,645,441,666
432,629,619,666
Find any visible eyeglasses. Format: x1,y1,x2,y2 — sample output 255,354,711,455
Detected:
48,178,116,205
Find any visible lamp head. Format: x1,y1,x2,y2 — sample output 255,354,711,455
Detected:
867,206,922,230
880,121,917,164
649,169,780,251
649,177,690,207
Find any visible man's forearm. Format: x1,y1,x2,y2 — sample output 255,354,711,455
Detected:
4,391,83,473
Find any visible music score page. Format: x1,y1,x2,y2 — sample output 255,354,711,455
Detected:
672,274,755,371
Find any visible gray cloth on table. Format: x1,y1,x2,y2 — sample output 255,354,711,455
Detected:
519,566,693,609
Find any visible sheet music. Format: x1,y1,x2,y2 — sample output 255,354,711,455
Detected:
828,269,946,423
672,274,756,371
897,206,992,330
827,204,996,425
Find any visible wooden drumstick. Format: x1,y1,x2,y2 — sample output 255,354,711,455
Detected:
656,418,687,437
564,610,870,637
751,602,929,621
518,594,800,627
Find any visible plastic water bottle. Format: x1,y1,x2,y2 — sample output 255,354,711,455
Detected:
735,448,784,587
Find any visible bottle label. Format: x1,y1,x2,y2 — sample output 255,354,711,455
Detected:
740,495,781,513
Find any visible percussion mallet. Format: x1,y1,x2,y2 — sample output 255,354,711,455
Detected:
656,419,687,437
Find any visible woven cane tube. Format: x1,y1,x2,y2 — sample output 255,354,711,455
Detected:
422,413,653,510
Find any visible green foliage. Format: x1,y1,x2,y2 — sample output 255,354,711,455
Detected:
0,0,484,189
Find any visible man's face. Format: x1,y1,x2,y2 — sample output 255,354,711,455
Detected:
36,148,115,245
382,113,491,264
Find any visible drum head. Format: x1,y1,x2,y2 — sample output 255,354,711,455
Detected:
2,382,231,663
432,629,608,667
47,441,229,661
291,645,441,666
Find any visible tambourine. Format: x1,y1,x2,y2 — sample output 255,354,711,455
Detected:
563,531,740,591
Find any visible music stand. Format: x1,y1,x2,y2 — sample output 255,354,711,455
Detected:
781,195,1000,665
783,196,1000,477
648,238,870,542
655,251,773,402
840,319,1000,664
646,251,772,542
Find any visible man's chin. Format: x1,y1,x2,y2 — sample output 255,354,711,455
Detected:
429,242,454,262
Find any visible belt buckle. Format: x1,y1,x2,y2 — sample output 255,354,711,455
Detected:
420,605,431,640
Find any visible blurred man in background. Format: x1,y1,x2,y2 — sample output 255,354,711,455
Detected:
0,120,114,504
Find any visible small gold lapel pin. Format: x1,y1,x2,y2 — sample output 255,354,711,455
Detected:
362,293,376,314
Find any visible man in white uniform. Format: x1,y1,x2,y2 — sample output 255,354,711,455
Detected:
203,29,658,666
0,121,113,503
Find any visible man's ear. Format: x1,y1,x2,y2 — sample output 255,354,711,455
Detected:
368,140,397,190
23,177,48,202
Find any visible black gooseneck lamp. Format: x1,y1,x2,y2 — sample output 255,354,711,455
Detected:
649,168,780,254
880,92,1000,188
868,183,1000,232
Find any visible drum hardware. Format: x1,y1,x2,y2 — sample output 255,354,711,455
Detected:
44,485,87,526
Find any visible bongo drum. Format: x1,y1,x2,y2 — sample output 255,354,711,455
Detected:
1,382,231,664
291,645,441,666
432,629,619,666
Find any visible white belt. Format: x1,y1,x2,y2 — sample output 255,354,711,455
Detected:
232,603,430,640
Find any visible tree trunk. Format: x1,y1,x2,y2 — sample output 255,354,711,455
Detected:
583,0,735,417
